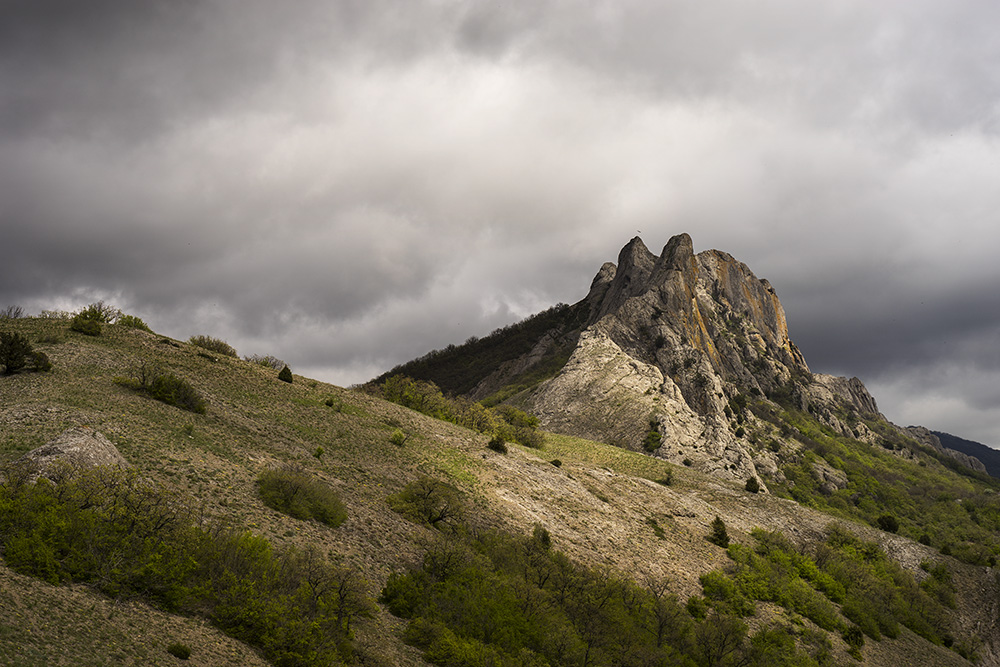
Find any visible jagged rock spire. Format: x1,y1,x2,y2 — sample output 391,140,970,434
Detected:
528,233,883,487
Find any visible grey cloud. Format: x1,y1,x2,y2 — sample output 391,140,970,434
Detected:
3,0,1000,447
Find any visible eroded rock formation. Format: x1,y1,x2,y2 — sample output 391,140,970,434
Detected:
520,234,979,486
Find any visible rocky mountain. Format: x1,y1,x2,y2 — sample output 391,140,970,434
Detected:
385,233,984,488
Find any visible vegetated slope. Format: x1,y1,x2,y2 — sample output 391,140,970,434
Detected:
0,315,997,665
374,299,590,401
933,431,1000,479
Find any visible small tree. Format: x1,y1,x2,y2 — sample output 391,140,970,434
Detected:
387,476,464,530
709,515,730,548
0,331,33,374
278,365,293,383
643,423,662,452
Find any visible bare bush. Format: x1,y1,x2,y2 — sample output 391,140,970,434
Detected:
244,353,285,369
189,335,238,358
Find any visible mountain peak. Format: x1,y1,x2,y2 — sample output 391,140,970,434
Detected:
529,233,890,486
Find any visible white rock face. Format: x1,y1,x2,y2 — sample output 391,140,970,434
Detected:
531,330,668,446
530,329,765,488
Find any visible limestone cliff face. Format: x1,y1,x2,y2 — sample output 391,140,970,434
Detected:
525,234,887,488
588,235,809,405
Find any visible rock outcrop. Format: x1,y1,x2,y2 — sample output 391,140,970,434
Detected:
13,427,130,482
522,234,897,488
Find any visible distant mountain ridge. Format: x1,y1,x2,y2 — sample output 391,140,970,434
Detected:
933,430,1000,478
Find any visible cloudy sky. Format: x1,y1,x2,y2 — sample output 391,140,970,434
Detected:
3,1,1000,446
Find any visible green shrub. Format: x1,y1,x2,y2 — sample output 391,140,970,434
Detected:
30,350,52,372
550,459,562,467
379,526,836,667
0,332,51,373
188,335,238,357
842,625,865,651
876,513,899,533
700,570,754,616
0,466,371,666
487,435,508,454
75,301,121,323
117,314,151,331
256,467,347,527
148,373,207,414
642,431,662,452
687,595,708,620
745,477,760,493
166,642,191,660
511,425,545,448
493,404,539,429
387,476,464,530
277,365,293,383
69,313,101,336
0,331,33,374
376,375,547,445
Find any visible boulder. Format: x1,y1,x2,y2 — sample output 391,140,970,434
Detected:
14,427,129,482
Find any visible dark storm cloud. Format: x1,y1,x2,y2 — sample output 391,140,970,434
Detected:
3,1,1000,445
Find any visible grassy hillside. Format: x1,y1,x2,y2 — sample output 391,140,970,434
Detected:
0,314,997,666
374,301,589,400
